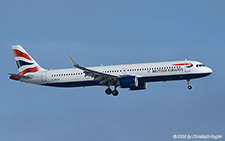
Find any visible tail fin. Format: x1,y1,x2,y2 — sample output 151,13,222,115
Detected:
12,45,45,75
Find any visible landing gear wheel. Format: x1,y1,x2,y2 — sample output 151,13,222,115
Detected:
188,85,192,90
112,90,119,96
105,88,112,95
187,79,192,90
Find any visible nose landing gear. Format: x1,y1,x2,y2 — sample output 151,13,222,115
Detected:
187,79,192,90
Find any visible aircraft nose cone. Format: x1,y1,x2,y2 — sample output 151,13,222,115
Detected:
207,67,213,74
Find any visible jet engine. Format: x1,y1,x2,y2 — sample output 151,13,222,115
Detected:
119,76,138,88
130,82,147,90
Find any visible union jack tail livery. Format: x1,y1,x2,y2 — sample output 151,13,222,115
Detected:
12,45,44,75
9,45,45,81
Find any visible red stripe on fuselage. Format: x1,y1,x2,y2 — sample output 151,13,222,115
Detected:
173,63,193,66
13,49,32,61
19,66,39,75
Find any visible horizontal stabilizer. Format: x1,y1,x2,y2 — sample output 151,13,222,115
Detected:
8,73,32,80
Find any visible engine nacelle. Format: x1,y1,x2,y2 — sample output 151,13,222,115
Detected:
119,76,138,88
130,82,147,90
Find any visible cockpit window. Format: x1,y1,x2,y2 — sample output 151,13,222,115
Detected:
196,64,205,67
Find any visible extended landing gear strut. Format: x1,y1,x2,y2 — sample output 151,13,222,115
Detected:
105,86,119,96
187,79,192,90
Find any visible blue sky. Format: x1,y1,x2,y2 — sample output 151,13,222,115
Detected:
1,0,225,140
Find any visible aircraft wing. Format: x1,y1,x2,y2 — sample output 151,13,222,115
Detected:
68,55,119,86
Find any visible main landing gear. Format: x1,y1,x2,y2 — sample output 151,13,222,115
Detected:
105,88,112,95
105,87,119,96
187,79,192,90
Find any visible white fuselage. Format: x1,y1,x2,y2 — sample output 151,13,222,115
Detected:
10,45,213,95
20,60,212,88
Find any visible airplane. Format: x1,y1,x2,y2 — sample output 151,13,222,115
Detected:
9,45,213,96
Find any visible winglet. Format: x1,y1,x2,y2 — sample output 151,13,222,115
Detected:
68,55,79,67
68,55,86,70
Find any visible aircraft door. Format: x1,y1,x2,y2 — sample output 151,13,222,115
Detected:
185,62,191,72
41,71,47,82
